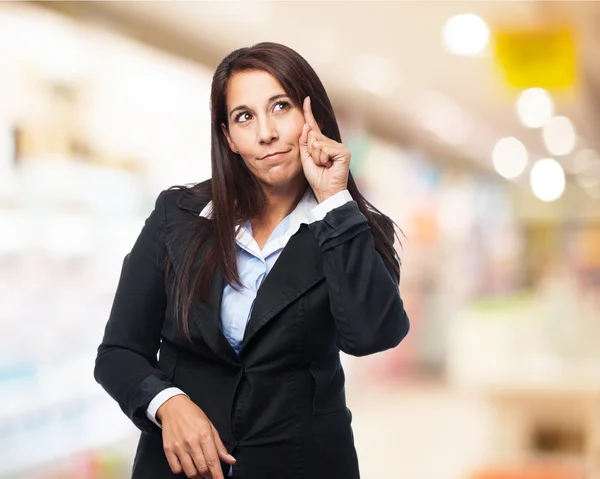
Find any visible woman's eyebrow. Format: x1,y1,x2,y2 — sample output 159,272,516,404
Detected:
229,94,289,120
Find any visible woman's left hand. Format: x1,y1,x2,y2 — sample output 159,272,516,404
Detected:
299,97,350,203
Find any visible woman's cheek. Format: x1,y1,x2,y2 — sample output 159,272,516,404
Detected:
281,116,305,141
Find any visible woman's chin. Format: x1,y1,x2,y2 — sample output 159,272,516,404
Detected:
258,167,304,190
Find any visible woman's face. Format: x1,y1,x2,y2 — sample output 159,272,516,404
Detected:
222,70,306,190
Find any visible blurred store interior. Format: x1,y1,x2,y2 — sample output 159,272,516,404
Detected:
1,1,600,478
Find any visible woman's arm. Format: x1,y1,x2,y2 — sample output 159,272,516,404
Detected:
94,190,175,434
308,201,409,357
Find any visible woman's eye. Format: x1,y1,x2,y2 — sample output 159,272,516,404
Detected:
236,112,253,123
235,101,290,123
273,101,291,112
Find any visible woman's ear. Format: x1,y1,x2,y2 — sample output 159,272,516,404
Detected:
221,123,239,154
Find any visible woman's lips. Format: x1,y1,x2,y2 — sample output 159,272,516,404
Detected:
261,150,291,161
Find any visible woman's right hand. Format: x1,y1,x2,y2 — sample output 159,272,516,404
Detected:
157,395,237,479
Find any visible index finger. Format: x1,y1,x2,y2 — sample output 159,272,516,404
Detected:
200,439,224,479
303,96,321,134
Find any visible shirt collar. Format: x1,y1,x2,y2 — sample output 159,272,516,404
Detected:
198,188,318,223
199,188,318,257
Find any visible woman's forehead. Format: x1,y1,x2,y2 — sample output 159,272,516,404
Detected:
226,70,287,106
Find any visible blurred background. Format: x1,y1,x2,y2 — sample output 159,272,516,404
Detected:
1,1,600,478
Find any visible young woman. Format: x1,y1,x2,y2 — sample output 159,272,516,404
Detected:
95,42,409,479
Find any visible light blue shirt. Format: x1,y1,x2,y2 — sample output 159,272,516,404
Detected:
146,188,353,476
219,215,292,354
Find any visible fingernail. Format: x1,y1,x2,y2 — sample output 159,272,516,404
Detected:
228,454,237,463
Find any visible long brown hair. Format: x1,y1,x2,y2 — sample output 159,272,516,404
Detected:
167,42,401,339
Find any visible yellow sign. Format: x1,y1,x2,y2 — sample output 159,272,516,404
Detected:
493,27,577,90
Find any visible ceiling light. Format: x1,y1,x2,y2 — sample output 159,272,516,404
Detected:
542,116,576,156
530,158,565,202
492,137,528,179
516,88,554,128
573,149,600,191
442,14,490,56
572,149,600,175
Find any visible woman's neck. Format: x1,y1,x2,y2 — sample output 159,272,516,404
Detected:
252,176,307,233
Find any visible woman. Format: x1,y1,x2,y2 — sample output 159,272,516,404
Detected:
95,42,409,479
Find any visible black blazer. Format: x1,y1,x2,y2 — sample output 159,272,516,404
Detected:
94,186,409,479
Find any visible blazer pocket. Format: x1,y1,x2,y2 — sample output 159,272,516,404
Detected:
158,341,179,381
309,356,347,416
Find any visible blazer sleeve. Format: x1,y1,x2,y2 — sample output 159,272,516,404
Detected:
94,190,173,434
307,201,409,357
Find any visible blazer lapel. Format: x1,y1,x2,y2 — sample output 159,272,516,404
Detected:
240,225,324,353
189,264,241,366
173,196,239,365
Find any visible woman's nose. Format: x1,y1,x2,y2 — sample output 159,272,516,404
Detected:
257,116,279,144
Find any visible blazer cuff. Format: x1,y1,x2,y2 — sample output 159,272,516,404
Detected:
308,201,370,250
129,373,177,433
310,189,353,222
146,387,188,428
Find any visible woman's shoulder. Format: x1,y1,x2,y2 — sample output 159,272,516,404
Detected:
158,179,212,216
